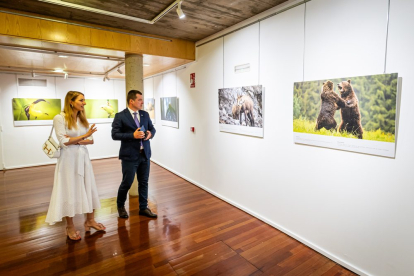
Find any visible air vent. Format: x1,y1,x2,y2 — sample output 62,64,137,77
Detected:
18,78,47,87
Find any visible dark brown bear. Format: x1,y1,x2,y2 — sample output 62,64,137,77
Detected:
337,79,363,139
315,80,348,131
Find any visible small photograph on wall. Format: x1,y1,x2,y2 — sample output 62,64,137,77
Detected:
160,97,179,128
84,99,118,123
218,85,264,137
13,98,61,126
144,98,156,124
293,73,398,157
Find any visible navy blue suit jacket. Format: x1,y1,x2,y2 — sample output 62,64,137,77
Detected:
111,108,156,160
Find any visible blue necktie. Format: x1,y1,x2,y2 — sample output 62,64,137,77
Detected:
133,112,143,148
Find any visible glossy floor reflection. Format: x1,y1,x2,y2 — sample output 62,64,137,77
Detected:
0,158,356,275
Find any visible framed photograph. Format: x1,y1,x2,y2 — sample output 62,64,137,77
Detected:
144,98,156,124
13,98,61,126
160,97,179,128
218,85,264,137
293,73,398,157
84,99,118,123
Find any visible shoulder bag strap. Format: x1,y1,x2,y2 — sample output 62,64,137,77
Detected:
49,125,54,138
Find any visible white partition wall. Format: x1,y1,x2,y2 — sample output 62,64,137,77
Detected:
304,0,389,80
143,78,154,102
147,1,414,275
0,75,125,169
223,23,260,88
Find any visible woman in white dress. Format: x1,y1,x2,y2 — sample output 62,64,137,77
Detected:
46,91,106,240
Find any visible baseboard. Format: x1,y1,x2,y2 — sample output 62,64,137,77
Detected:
151,158,369,276
4,155,118,170
90,155,118,161
4,161,57,170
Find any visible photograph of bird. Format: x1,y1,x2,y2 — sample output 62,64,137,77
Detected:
100,100,115,118
22,99,50,120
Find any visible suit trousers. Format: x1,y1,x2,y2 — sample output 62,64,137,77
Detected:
117,152,150,210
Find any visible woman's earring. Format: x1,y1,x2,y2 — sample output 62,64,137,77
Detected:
70,104,73,108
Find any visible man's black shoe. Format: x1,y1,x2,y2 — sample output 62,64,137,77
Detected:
139,208,157,218
117,206,129,218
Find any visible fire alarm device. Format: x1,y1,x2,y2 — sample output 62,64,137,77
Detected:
190,73,195,88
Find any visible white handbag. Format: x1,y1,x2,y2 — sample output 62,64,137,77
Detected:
43,126,60,158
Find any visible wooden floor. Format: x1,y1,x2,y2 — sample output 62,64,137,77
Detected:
0,158,357,276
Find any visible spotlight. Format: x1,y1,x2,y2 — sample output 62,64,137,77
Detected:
103,76,106,82
117,67,123,74
64,73,68,79
105,75,110,81
32,71,36,78
176,1,185,19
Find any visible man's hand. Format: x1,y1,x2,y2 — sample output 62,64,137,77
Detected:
133,128,145,139
144,131,152,140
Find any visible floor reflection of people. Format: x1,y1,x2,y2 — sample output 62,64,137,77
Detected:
65,239,78,272
84,231,105,264
163,216,181,252
64,228,104,272
117,202,153,273
117,219,133,256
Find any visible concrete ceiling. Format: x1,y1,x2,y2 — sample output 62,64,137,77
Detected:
0,0,290,42
0,0,290,78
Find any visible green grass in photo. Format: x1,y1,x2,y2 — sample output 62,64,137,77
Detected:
13,98,61,121
293,119,395,142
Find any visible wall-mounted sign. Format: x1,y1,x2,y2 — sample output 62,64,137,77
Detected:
234,63,250,74
190,73,195,88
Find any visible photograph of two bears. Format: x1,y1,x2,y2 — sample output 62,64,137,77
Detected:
219,85,263,129
293,73,398,143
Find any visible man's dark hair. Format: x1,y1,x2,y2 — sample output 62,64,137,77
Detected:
127,90,142,104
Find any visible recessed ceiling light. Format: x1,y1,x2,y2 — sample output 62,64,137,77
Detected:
143,63,150,67
58,55,68,58
54,69,64,72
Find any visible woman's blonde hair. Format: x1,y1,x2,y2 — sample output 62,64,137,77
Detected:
63,91,89,130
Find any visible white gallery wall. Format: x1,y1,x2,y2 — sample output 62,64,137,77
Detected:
146,0,414,275
0,0,413,275
0,74,125,169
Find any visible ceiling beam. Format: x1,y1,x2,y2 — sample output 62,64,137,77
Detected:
0,9,195,60
38,0,183,24
0,44,125,61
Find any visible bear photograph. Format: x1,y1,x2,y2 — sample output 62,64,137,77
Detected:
293,73,398,157
218,85,264,137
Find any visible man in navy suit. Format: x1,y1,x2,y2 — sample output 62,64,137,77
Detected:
112,90,157,218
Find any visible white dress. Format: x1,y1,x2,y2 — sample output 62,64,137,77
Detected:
45,112,101,225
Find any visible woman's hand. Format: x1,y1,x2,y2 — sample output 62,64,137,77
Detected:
85,124,97,138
